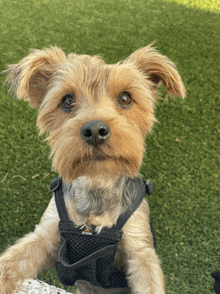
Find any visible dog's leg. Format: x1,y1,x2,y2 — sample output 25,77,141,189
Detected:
122,199,166,294
0,196,60,294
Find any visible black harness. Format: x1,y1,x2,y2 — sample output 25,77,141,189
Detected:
50,177,156,291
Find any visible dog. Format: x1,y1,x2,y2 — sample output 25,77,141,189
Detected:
0,44,185,294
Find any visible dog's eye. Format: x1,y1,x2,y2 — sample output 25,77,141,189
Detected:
118,92,132,108
60,94,75,112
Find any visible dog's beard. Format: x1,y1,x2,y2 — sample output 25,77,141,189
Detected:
53,152,139,183
47,120,144,183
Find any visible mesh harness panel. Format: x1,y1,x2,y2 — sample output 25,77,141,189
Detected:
50,177,156,290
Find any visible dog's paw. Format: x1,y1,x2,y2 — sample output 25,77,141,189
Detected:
0,260,19,294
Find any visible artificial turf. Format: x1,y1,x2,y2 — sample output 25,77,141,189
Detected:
164,0,220,13
0,0,219,293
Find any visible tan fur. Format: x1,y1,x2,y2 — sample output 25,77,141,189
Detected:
0,44,185,294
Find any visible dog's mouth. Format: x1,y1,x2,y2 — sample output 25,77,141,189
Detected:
93,155,113,161
75,155,114,164
65,150,138,181
75,154,129,165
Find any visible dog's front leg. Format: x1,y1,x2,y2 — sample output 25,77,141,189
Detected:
0,196,60,294
122,199,166,294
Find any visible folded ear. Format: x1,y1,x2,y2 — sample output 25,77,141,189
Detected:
124,44,186,99
2,46,66,108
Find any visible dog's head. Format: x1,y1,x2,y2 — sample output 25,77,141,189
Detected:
2,45,185,182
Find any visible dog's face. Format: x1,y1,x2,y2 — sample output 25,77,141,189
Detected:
2,45,185,183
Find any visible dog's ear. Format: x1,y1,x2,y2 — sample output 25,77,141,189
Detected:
124,44,186,99
2,47,66,108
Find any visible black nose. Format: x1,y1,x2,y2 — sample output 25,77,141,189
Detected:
80,120,110,146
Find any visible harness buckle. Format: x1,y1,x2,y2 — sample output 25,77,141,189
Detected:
50,177,63,193
81,226,93,235
145,179,153,195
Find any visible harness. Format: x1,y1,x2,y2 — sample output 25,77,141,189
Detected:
50,177,156,291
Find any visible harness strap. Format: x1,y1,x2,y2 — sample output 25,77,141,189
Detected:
50,177,70,222
114,182,147,230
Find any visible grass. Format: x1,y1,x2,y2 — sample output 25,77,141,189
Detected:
0,0,220,293
163,0,220,13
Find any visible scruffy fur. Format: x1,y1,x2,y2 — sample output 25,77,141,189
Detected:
0,44,185,294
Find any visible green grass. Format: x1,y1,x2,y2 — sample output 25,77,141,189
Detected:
164,0,220,13
0,0,220,293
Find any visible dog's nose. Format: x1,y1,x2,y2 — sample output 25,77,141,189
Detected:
80,120,110,146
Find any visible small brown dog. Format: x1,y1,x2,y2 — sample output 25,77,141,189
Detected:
0,44,185,294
